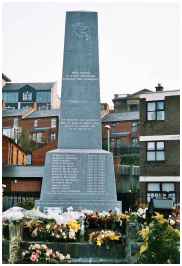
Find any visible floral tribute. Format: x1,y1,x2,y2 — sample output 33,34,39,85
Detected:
137,212,180,264
85,211,129,233
89,230,122,246
23,219,81,241
22,243,71,264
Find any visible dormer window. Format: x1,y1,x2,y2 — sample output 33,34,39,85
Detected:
22,91,32,101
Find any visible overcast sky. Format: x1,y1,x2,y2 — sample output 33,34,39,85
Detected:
2,1,180,106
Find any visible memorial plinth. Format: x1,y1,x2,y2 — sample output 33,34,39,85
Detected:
36,11,121,211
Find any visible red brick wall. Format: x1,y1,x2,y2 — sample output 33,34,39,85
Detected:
11,180,42,192
2,136,27,166
2,117,14,128
32,142,57,165
102,121,132,144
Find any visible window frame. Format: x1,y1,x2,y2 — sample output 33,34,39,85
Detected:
147,100,165,121
147,182,176,202
146,141,165,162
51,118,57,128
22,91,33,101
50,132,56,141
34,120,38,128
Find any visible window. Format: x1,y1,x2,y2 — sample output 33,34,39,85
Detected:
147,141,165,161
34,120,38,127
13,118,19,128
37,103,50,110
131,121,139,132
51,118,56,128
3,92,18,103
32,133,36,141
51,132,56,141
147,182,176,203
37,132,42,143
22,91,32,101
131,138,138,145
130,104,138,111
26,154,32,165
147,101,165,120
32,132,42,143
148,183,160,191
162,183,175,192
36,91,51,103
3,128,12,138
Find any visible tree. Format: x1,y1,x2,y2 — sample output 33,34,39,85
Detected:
17,128,38,153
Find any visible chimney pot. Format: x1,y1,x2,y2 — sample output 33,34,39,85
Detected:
155,83,163,92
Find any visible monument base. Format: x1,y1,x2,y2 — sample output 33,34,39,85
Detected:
36,149,121,212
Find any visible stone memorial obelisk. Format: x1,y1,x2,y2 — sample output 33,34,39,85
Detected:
37,11,121,211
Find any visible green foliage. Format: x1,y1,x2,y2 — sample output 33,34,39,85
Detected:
137,213,180,264
121,155,139,165
17,199,35,210
17,128,38,153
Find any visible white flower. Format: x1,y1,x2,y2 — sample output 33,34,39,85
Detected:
67,206,73,212
41,244,47,250
34,244,41,249
59,253,65,261
69,229,76,239
65,254,71,260
3,207,25,222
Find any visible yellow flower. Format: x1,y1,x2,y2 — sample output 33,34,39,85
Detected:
153,212,167,224
139,242,148,254
120,214,129,221
138,226,149,241
96,240,102,246
67,220,80,232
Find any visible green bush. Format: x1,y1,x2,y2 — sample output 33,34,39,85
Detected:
137,213,180,264
17,199,35,210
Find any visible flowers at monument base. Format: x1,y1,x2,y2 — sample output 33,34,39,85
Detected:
89,230,121,247
2,207,25,223
22,243,71,263
85,211,128,232
67,220,81,232
137,212,180,264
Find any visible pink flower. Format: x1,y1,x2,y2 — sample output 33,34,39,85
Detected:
30,253,38,262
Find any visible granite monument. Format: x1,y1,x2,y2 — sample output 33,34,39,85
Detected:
36,11,121,211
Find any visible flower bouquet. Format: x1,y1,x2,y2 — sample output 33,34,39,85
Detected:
22,243,71,264
89,230,122,247
85,211,129,237
46,220,81,241
23,218,81,242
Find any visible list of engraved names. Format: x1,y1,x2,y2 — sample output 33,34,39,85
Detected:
50,154,81,193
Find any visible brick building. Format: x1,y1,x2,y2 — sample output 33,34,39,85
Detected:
112,89,152,113
2,109,59,164
2,82,60,110
139,85,180,204
2,135,27,166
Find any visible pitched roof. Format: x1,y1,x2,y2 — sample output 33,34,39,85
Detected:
102,111,139,123
2,73,11,82
2,109,59,118
27,109,59,118
3,82,55,91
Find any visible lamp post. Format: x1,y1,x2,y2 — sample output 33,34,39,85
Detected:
104,125,111,152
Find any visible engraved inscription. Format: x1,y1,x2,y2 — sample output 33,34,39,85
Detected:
63,71,98,81
87,155,105,193
50,154,81,193
72,22,89,40
60,118,100,131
